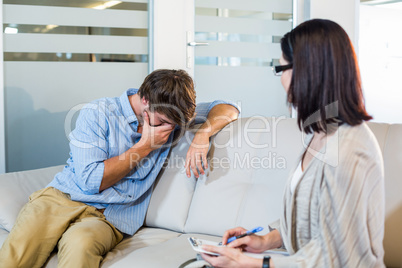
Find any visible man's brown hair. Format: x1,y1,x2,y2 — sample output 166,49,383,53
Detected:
138,69,196,126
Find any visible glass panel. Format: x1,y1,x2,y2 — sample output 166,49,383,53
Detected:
3,24,147,36
3,0,147,11
195,14,291,36
194,41,281,58
195,65,287,118
4,5,148,29
4,34,148,54
194,32,282,44
195,0,292,13
195,56,271,67
194,0,293,117
4,52,148,62
3,0,149,172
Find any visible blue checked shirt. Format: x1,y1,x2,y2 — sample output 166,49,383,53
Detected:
48,88,239,235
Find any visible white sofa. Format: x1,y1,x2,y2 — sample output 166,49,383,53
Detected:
0,117,401,268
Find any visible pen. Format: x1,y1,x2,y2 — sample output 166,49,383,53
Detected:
226,226,264,244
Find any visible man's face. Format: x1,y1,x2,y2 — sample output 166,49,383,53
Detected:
144,108,175,128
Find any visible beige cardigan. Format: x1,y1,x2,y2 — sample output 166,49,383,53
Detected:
271,123,385,268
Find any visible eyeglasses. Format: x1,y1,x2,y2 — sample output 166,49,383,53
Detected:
272,63,293,76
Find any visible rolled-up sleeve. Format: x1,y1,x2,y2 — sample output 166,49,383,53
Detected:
193,100,240,125
68,102,109,194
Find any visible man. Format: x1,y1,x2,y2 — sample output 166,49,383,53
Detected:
0,69,239,267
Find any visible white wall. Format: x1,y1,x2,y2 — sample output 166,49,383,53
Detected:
295,0,310,25
309,0,360,50
289,0,360,49
359,4,402,124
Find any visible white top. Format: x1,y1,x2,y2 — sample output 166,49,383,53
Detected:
290,161,303,194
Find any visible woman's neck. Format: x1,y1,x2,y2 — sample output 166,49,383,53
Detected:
302,131,328,171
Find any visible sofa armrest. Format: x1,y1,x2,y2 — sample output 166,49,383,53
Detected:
0,165,64,231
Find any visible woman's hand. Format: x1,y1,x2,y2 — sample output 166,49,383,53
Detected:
221,227,269,253
200,246,262,268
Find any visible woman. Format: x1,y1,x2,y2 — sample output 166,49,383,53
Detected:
201,19,385,268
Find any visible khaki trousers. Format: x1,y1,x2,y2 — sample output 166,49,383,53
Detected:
0,187,123,268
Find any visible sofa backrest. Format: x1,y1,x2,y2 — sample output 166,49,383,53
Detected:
183,117,303,236
146,117,402,268
145,129,199,232
0,165,64,231
367,122,402,268
146,117,304,235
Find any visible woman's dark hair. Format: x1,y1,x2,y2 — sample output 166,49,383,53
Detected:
138,69,196,126
281,19,372,134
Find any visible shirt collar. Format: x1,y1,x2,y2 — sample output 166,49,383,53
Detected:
120,88,139,124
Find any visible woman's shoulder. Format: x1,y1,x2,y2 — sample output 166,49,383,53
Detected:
329,122,384,179
338,122,381,154
318,123,384,196
313,123,378,169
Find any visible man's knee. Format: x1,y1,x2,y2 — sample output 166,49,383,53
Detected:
59,226,96,251
57,225,106,268
58,221,116,257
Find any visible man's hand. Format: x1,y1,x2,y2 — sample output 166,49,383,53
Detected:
185,104,239,178
100,111,174,192
185,132,209,178
138,111,175,151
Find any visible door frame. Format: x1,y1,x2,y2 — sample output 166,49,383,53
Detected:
151,0,195,76
0,0,6,173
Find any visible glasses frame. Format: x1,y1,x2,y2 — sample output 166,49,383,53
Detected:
272,63,293,76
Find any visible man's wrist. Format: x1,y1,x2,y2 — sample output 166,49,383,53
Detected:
194,127,212,139
130,142,152,158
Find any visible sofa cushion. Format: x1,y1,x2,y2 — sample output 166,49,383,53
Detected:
101,233,219,268
366,122,391,155
145,128,200,232
377,124,402,268
102,227,181,267
0,165,64,231
184,117,304,236
0,227,8,247
0,220,182,268
102,232,287,268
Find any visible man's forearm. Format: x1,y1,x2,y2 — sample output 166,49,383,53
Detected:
99,111,174,191
99,143,152,191
185,104,239,178
196,104,239,138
